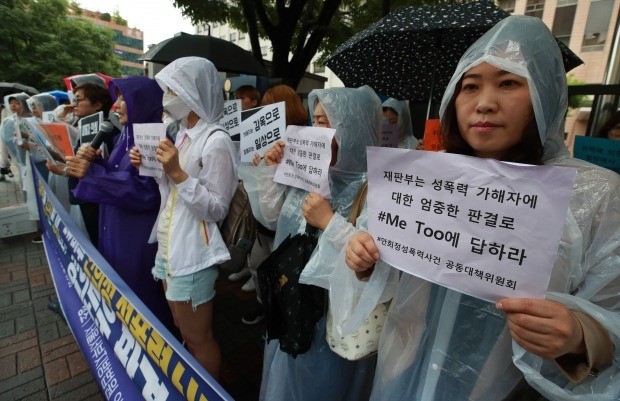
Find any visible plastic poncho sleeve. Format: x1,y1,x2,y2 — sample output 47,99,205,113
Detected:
73,160,160,212
513,160,620,401
239,163,287,231
321,204,400,337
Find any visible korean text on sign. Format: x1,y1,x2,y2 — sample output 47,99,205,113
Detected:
133,123,166,178
367,147,576,302
239,102,286,163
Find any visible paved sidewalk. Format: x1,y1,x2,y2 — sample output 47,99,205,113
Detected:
0,233,104,401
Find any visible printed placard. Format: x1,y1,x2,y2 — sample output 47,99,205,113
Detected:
21,119,56,162
78,111,103,144
423,118,443,152
133,123,166,178
367,147,577,302
238,102,286,163
41,111,55,123
380,119,399,148
36,122,74,159
573,135,620,174
273,125,335,198
219,100,242,136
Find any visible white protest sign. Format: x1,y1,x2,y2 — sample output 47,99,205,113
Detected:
380,119,399,148
219,100,242,136
367,147,577,302
41,111,55,123
238,102,286,163
274,125,335,199
133,123,166,178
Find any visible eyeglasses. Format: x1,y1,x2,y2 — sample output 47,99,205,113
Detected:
74,97,89,104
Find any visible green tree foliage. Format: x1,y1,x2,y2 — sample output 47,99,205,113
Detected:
173,0,466,88
566,74,589,109
0,0,122,91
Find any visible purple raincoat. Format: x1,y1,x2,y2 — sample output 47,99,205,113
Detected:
73,76,174,330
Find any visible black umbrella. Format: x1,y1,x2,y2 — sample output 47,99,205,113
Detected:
139,32,269,76
0,82,39,99
257,225,326,358
325,0,582,114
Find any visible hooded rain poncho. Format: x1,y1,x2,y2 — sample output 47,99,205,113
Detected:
331,15,620,401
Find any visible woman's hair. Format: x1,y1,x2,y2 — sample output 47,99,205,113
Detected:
235,85,261,105
261,85,309,126
441,76,544,165
596,111,620,138
73,82,113,117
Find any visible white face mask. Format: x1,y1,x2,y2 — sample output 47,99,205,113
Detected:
162,93,192,120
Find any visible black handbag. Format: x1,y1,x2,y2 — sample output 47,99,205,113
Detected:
257,225,326,358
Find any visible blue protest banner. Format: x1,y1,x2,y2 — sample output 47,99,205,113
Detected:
573,136,620,174
32,163,233,401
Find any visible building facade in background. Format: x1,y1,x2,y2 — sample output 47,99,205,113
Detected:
73,8,145,77
498,0,620,142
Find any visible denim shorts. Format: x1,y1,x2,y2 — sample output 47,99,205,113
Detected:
152,254,218,308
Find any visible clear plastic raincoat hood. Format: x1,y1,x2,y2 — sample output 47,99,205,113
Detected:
382,97,417,149
330,15,620,401
155,56,224,124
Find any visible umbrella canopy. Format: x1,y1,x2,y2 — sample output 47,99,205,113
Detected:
139,32,269,76
0,82,39,99
63,73,115,90
325,0,583,105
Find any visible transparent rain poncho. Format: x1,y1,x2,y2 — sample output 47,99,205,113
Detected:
1,93,32,165
240,86,382,401
382,97,418,149
27,93,58,116
330,15,620,401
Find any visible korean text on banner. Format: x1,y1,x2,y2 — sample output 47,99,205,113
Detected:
78,111,103,144
238,102,286,163
366,147,577,302
273,125,335,198
133,123,166,178
219,99,242,136
573,135,620,174
32,163,233,401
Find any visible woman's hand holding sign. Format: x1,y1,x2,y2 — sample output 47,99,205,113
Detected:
301,192,334,230
157,139,187,184
345,231,380,281
263,140,286,166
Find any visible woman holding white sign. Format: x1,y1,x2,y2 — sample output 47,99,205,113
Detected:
243,85,381,401
342,15,620,401
130,57,238,381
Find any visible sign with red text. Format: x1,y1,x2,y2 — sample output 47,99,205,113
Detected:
367,147,576,302
274,125,335,198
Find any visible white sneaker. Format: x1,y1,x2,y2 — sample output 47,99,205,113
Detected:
241,277,256,292
228,267,251,281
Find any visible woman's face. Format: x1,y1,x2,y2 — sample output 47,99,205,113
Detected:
114,93,128,125
235,94,256,111
9,99,21,114
455,62,534,160
312,102,338,166
608,123,620,140
383,108,398,125
73,89,101,118
30,102,41,118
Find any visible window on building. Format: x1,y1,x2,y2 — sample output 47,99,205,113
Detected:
582,0,614,51
239,31,245,40
525,0,545,19
230,32,237,42
499,0,515,13
261,46,268,56
552,0,577,46
213,22,219,28
220,35,226,40
313,63,325,73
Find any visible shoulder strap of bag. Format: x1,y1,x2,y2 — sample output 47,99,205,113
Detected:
348,181,368,225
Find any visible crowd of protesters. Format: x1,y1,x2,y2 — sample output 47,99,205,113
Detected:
1,15,619,401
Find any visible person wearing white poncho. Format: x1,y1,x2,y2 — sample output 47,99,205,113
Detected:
336,15,620,401
382,97,418,149
239,86,381,401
